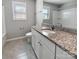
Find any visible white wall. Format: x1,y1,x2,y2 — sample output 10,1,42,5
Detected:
36,0,43,28
3,0,36,39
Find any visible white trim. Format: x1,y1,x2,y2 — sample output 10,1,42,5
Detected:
12,1,27,20
2,6,6,47
6,36,26,42
2,33,6,38
43,6,50,19
2,33,7,47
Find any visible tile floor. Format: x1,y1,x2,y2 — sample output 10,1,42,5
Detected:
2,39,37,59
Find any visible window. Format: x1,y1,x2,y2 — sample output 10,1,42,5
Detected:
42,6,50,19
12,1,26,20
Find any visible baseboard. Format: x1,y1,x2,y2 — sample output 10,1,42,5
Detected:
2,33,7,47
6,36,26,42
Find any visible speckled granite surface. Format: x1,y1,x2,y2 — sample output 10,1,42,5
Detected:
32,26,77,57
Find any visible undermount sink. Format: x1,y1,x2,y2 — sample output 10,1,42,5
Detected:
41,27,56,36
45,30,56,34
41,27,51,30
42,30,56,35
41,26,55,30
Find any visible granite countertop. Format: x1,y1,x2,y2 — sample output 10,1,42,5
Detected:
32,26,77,57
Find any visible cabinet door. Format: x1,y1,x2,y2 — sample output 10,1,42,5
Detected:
35,41,40,59
56,46,75,59
32,29,36,50
40,44,55,59
32,29,41,59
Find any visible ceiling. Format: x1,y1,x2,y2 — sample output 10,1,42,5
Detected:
43,0,76,5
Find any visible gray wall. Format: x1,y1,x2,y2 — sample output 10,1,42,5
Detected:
59,1,77,10
3,0,36,39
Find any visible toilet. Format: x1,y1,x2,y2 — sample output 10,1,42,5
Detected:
25,32,32,44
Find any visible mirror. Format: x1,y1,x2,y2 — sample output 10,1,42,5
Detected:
42,2,52,27
42,0,77,31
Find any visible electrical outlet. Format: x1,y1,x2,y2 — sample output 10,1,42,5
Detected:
19,27,24,30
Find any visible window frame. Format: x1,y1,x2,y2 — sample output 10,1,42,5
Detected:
12,1,27,20
43,6,50,20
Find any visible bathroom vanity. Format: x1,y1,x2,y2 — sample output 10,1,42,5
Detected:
31,26,77,59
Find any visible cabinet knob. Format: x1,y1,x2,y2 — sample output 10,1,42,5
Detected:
38,42,42,46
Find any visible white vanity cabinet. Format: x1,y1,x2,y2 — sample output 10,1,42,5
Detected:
39,32,55,59
32,29,41,59
32,29,36,51
32,28,76,59
32,28,55,59
56,46,75,59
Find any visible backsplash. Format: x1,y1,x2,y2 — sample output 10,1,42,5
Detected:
54,26,77,34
